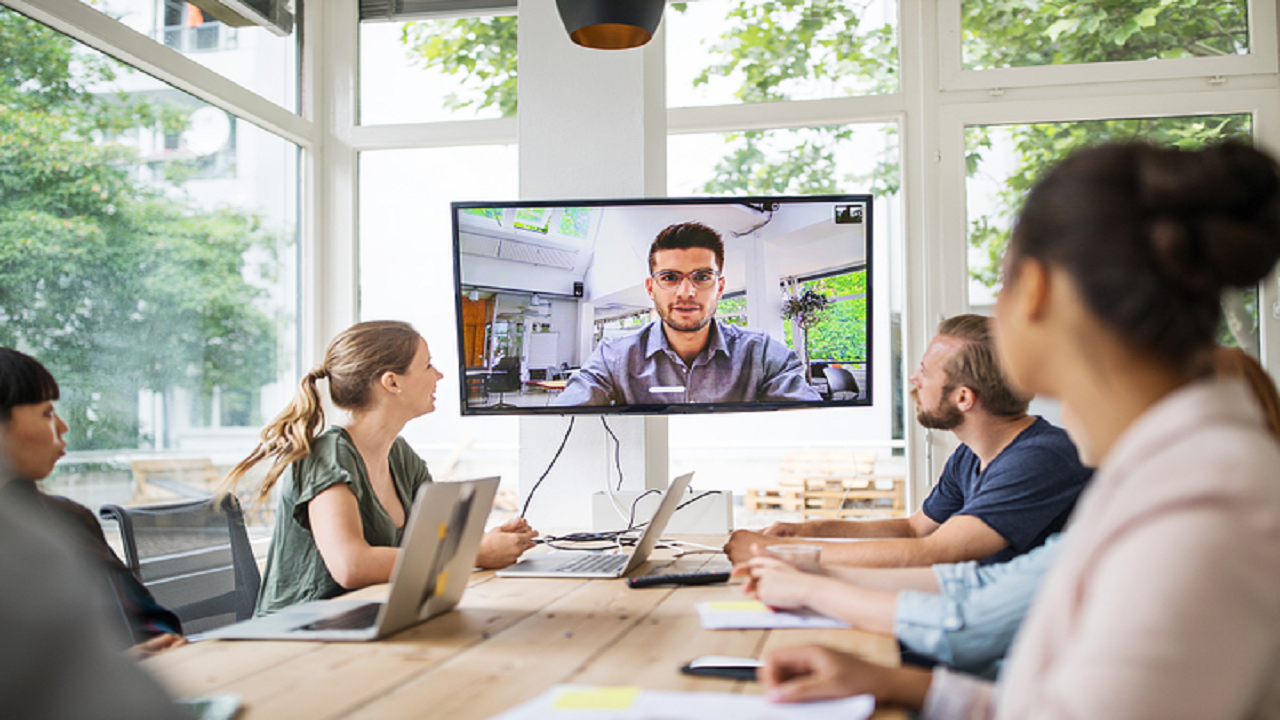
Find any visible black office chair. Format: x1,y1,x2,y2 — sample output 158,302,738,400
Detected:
99,494,261,634
486,357,522,408
825,366,860,401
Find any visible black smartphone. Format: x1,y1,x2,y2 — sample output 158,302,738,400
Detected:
679,655,762,681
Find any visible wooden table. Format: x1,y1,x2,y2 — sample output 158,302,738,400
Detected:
144,538,906,719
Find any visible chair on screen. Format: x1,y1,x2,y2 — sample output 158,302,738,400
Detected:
825,366,860,401
99,494,261,634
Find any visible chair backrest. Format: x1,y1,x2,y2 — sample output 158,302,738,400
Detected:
99,495,261,634
825,366,860,399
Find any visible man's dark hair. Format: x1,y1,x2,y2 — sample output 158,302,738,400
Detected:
0,348,60,423
936,315,1029,418
648,222,725,273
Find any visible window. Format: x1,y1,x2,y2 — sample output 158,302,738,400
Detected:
961,0,1249,71
665,0,900,107
360,14,516,125
357,144,518,372
965,113,1259,352
0,8,298,503
73,0,298,111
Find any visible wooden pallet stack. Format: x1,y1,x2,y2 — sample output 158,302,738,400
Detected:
743,449,906,519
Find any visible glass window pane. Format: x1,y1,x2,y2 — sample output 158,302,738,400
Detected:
359,144,517,395
666,0,900,108
360,15,516,125
961,0,1248,71
965,114,1258,353
74,0,298,111
1,8,299,508
669,122,904,442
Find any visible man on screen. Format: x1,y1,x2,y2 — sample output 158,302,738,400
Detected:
553,222,822,407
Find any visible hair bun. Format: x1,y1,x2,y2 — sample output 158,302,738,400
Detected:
1141,142,1280,292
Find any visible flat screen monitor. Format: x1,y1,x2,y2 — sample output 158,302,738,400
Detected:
452,195,872,415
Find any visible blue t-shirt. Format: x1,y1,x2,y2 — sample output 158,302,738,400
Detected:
921,417,1091,565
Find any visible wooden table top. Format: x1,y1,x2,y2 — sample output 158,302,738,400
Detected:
144,537,906,719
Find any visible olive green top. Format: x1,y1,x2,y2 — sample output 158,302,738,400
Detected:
255,426,433,616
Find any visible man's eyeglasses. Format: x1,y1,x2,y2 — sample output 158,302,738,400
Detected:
650,269,720,290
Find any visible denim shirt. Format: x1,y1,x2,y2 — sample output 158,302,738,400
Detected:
895,533,1062,680
552,319,822,407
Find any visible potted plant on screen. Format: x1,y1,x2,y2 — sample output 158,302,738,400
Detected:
781,286,830,382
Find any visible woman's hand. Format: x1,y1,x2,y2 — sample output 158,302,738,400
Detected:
730,544,822,610
760,644,931,708
475,517,539,569
127,633,187,659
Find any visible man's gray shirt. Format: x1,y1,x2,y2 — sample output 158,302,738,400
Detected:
553,319,822,406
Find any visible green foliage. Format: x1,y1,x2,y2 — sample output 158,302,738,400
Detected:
400,16,518,116
965,114,1252,288
961,0,1247,69
688,0,898,102
0,8,283,449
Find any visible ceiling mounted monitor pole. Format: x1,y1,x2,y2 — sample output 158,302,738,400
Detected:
555,0,665,49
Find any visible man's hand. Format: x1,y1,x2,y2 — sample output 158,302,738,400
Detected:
762,520,806,537
476,517,539,569
724,529,783,564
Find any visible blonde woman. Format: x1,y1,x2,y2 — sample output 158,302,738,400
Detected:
225,321,537,615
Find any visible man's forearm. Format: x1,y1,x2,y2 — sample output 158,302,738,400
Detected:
798,517,917,539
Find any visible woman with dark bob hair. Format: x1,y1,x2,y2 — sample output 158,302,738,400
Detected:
756,141,1280,719
0,347,185,656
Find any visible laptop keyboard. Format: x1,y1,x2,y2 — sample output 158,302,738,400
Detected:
555,553,629,574
299,602,382,631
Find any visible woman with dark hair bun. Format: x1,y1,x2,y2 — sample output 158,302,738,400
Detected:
754,141,1280,719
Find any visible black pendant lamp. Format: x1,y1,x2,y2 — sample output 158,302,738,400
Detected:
555,0,666,50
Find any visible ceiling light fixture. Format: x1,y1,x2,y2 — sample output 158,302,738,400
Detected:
555,0,665,50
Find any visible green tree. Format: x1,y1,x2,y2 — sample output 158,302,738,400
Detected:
0,8,283,449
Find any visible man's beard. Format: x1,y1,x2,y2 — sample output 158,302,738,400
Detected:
912,388,964,430
657,303,713,333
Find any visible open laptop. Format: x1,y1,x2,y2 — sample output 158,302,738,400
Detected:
202,476,499,642
496,472,693,579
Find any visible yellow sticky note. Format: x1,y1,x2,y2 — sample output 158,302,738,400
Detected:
552,686,641,710
433,571,449,596
708,601,770,612
437,523,449,539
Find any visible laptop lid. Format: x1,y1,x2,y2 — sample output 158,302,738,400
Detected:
495,472,693,578
203,476,498,641
617,471,694,575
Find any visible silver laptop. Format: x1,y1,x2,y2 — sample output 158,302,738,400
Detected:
496,472,693,579
202,476,499,642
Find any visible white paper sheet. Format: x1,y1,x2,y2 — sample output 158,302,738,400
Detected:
695,601,852,630
489,684,875,720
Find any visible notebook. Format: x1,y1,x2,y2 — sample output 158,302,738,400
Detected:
201,476,499,642
496,472,693,579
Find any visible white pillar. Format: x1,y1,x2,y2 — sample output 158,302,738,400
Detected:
516,0,669,531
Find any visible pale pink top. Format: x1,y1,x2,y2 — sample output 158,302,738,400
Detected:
922,377,1280,720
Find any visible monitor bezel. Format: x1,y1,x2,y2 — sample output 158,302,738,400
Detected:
451,194,874,417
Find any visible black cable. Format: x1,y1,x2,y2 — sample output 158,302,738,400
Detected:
518,416,576,518
599,416,624,491
625,488,662,530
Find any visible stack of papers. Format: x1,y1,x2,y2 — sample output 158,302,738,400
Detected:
695,601,851,630
490,685,874,720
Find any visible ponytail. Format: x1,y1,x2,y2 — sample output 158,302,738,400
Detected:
220,366,328,504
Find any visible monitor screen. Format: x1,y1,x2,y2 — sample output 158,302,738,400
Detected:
452,195,872,415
